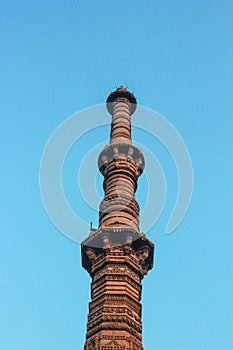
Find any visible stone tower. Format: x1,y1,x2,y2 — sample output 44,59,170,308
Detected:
81,87,154,350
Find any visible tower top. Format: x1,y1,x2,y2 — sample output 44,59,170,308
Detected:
106,85,137,115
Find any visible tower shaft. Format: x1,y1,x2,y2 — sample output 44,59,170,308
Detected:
82,87,154,350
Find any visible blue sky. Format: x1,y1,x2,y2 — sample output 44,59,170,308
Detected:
1,1,232,349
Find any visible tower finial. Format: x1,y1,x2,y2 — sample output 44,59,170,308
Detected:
106,86,137,115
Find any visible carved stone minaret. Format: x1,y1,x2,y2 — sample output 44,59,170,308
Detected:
81,87,154,350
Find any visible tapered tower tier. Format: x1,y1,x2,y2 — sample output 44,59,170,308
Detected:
81,87,154,350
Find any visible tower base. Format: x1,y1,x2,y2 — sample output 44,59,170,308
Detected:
82,229,154,350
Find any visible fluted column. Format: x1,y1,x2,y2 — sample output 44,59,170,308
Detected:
110,97,132,144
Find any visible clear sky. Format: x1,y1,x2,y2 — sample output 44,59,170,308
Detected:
1,1,232,349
